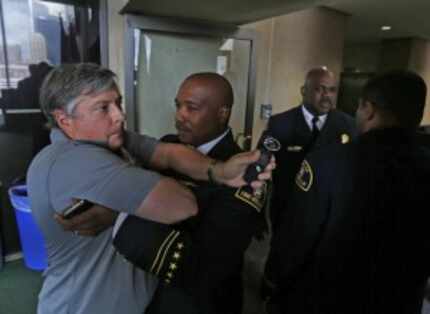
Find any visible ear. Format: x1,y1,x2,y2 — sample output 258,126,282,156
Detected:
300,85,306,97
219,106,231,124
361,100,377,121
52,109,72,130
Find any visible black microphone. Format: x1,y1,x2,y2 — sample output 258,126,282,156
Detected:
243,130,281,184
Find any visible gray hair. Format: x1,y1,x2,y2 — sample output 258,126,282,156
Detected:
39,63,118,128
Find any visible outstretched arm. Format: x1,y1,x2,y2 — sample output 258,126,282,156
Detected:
150,142,275,189
124,131,275,189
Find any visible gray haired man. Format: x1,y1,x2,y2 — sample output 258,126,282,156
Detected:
27,63,273,314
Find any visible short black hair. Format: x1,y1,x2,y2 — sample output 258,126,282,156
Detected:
361,70,427,129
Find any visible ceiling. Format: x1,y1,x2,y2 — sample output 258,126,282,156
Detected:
122,0,430,44
121,0,325,25
326,0,430,43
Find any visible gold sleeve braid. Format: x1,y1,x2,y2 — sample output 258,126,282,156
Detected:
150,230,187,285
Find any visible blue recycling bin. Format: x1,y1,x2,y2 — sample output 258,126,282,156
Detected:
8,185,47,271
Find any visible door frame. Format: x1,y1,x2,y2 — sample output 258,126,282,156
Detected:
123,14,257,149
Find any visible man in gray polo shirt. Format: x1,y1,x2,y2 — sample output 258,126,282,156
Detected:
27,63,273,314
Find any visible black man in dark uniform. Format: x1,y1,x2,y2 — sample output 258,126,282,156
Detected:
116,72,267,314
263,67,357,298
269,70,430,314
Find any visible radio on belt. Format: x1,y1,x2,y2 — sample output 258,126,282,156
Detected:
243,130,281,184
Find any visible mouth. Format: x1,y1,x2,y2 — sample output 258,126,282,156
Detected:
110,129,124,140
320,99,332,109
175,123,191,134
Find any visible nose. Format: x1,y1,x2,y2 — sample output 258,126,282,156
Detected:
175,104,186,123
111,104,125,123
319,86,331,97
322,87,328,96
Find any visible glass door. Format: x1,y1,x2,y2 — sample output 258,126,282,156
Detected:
124,15,257,149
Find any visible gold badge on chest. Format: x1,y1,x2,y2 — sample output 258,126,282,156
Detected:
341,133,350,144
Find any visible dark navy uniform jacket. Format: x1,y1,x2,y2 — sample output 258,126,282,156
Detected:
268,106,357,231
272,127,430,314
155,130,265,314
265,106,357,285
115,130,266,314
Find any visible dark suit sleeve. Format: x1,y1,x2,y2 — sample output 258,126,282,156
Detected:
192,185,263,278
178,184,265,313
112,184,265,288
267,115,279,139
274,157,330,291
113,216,192,285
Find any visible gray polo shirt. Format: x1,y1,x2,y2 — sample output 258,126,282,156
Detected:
27,128,162,314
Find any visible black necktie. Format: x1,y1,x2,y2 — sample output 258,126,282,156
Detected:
312,116,320,138
304,116,320,154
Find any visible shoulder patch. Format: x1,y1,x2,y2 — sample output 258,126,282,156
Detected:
295,160,313,192
235,184,267,212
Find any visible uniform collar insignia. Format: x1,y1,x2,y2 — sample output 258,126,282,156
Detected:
287,145,303,152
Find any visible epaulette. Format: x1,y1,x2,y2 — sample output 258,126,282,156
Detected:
234,183,268,212
113,216,191,286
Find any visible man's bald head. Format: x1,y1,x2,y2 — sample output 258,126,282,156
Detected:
184,72,234,109
304,67,334,86
301,67,338,115
174,72,234,146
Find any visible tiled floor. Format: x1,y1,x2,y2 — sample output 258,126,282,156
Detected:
423,299,430,314
0,259,43,314
242,236,430,314
243,237,270,314
1,255,429,314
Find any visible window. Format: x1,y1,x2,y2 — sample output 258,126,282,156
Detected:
0,0,106,256
0,0,104,107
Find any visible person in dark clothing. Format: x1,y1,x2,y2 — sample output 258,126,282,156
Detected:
115,72,267,314
269,70,430,314
263,67,357,296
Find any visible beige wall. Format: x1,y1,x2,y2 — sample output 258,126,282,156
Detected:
243,18,274,145
245,7,347,144
105,5,430,139
343,38,430,125
408,39,430,125
107,0,128,98
343,43,381,73
106,5,347,141
372,38,430,125
379,39,412,73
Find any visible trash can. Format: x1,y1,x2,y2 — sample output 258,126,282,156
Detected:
8,185,47,271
